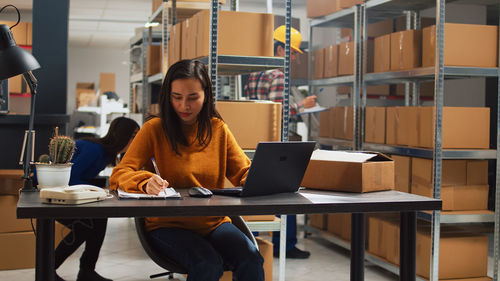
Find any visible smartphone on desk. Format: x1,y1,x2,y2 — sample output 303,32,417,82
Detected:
40,184,108,205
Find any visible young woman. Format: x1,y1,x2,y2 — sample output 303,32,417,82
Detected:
53,117,139,281
109,59,264,281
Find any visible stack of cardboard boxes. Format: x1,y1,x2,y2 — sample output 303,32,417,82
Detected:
0,170,69,270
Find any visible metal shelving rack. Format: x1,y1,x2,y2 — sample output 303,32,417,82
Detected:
309,1,500,280
128,28,162,120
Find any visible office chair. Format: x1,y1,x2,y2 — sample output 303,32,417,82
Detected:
135,216,258,279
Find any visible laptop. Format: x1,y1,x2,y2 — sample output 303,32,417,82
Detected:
211,141,316,197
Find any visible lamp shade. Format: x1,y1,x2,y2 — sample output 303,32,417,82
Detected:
0,24,40,80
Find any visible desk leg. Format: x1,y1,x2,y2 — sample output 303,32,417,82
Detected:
279,215,287,281
35,218,55,281
351,213,365,281
400,212,416,281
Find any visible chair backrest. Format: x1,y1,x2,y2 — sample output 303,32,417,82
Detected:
134,216,258,274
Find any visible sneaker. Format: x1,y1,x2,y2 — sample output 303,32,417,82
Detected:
273,246,311,259
76,269,113,281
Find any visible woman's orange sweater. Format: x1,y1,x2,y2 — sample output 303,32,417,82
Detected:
109,117,251,235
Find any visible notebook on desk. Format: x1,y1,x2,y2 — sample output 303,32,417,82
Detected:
212,141,316,197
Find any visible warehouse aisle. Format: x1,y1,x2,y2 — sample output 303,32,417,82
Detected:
2,218,495,281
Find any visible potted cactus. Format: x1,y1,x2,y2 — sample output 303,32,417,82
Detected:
35,127,75,189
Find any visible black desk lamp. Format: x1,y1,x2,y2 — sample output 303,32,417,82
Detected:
0,5,41,191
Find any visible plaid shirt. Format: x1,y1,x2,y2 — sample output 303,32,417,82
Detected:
243,69,299,118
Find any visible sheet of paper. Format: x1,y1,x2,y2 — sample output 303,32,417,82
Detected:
310,150,377,163
297,104,329,115
117,188,180,199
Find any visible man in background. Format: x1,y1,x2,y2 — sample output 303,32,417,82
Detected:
243,25,316,259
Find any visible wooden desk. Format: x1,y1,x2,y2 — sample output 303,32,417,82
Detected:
17,189,441,281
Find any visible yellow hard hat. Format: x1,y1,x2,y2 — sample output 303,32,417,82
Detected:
273,25,303,54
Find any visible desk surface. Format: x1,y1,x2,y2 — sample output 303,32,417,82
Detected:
17,189,441,219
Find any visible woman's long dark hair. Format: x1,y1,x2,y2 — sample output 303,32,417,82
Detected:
83,117,139,164
159,59,221,155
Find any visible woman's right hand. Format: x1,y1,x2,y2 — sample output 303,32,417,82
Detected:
145,175,169,195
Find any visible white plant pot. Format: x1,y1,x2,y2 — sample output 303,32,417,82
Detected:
36,163,72,189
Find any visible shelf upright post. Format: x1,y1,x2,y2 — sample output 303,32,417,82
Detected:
430,0,445,280
162,0,170,76
307,24,314,119
412,11,421,106
281,0,292,143
209,0,219,102
141,29,149,120
352,4,364,151
360,2,367,151
404,10,411,107
494,6,500,280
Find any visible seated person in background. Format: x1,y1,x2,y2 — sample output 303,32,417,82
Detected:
109,59,264,281
49,117,139,281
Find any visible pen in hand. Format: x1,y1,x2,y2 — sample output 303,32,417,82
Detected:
151,158,168,195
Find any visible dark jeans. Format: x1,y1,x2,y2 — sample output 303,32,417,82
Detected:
272,214,297,252
55,218,108,271
148,222,264,281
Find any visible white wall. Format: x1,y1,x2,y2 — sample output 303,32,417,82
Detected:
67,46,130,113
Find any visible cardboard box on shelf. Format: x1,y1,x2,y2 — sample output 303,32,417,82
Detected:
412,183,488,211
27,22,32,45
338,41,354,75
332,106,352,140
242,215,276,221
99,73,115,94
306,0,341,18
416,229,488,279
412,158,467,186
220,237,272,281
216,101,281,149
152,0,162,12
382,217,400,265
168,23,182,68
291,51,309,79
364,106,385,144
76,82,96,108
302,150,394,192
324,45,339,78
0,195,32,233
0,222,70,270
385,107,418,146
341,28,352,39
419,107,490,149
390,29,421,71
422,23,498,68
309,214,327,230
0,169,24,195
367,18,394,38
374,34,391,73
9,93,31,114
319,108,334,138
195,10,274,58
467,160,489,185
392,155,411,193
181,18,197,60
367,215,383,257
147,45,162,75
394,82,435,98
0,21,28,45
314,48,325,79
8,74,23,94
327,213,351,241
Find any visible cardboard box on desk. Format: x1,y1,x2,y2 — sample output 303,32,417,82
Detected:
422,23,498,68
216,101,281,149
0,222,70,270
302,150,395,192
195,10,274,58
419,107,490,149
